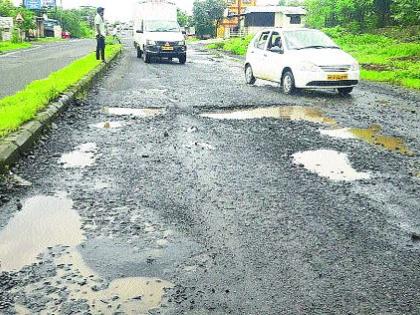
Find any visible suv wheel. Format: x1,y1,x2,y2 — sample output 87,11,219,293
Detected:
245,64,256,85
136,46,142,58
179,55,187,64
282,70,296,95
338,87,353,96
143,50,151,63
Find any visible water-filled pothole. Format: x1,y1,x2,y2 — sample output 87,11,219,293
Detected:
201,106,336,125
0,194,84,272
293,149,370,181
59,143,97,168
104,107,164,117
92,121,126,129
320,124,414,156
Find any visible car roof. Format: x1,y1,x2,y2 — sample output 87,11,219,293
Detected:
258,27,317,33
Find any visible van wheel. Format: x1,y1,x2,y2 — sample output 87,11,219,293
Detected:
282,70,296,95
136,46,142,58
338,87,353,96
143,50,151,63
245,64,256,85
179,55,186,64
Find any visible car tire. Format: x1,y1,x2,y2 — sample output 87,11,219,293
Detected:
282,70,296,95
179,54,187,64
136,46,142,59
338,87,353,96
245,64,256,85
143,50,151,63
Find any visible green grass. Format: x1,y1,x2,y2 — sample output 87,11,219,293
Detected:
0,44,122,138
35,37,64,43
0,41,32,53
206,35,253,56
329,31,420,90
206,28,420,90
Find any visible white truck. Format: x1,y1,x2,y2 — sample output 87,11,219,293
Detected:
133,0,187,64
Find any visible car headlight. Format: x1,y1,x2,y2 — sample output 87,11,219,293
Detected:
146,40,156,46
177,40,185,46
350,62,360,71
299,62,322,72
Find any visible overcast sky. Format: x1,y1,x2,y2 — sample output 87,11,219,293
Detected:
60,0,279,21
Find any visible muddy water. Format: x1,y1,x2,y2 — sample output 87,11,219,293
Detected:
201,106,336,125
14,248,173,314
320,125,414,155
293,150,370,181
92,121,126,129
350,125,414,156
59,143,97,168
0,194,84,271
105,107,164,118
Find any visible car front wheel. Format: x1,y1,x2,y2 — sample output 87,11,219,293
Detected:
245,64,256,85
136,46,142,59
143,50,151,63
282,70,296,95
179,54,187,64
338,87,353,96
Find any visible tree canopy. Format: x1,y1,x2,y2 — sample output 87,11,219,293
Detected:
193,0,225,36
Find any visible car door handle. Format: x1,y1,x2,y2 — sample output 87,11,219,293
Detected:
251,50,255,54
263,53,267,57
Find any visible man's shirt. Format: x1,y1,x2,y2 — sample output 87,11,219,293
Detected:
95,14,106,37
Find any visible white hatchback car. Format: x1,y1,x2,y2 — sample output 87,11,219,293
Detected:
245,28,360,95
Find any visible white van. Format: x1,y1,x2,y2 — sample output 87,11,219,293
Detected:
245,28,360,95
133,0,187,64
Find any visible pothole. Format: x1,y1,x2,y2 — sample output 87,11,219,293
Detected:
104,107,164,118
0,194,84,272
92,121,126,129
293,149,370,181
59,143,97,168
200,106,336,125
320,124,414,156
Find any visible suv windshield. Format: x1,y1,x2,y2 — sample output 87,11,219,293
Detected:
283,30,338,50
145,20,180,32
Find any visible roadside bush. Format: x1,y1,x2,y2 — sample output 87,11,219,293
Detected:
11,28,21,43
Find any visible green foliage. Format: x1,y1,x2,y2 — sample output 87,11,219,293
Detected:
0,41,31,52
0,0,35,32
0,44,122,137
11,28,21,43
206,35,253,55
48,8,94,38
193,0,225,37
304,0,419,30
328,29,420,89
177,8,189,27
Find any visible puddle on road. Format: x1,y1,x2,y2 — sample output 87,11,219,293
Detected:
350,125,414,156
320,125,414,156
104,107,164,118
201,106,336,125
0,194,84,272
92,121,126,129
293,149,370,181
320,128,357,139
59,143,97,168
15,248,173,314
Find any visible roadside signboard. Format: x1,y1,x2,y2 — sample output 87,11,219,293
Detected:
43,0,57,7
24,0,42,10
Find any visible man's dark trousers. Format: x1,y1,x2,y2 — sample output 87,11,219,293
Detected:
96,36,105,61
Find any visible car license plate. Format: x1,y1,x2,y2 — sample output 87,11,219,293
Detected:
162,46,174,51
327,74,349,80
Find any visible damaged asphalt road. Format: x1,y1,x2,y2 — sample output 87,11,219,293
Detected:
0,40,419,314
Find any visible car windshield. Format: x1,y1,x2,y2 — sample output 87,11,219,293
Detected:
145,20,180,32
283,30,339,50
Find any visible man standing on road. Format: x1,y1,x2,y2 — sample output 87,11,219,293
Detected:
95,7,106,62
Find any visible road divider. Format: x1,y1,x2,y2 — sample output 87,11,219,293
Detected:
0,44,122,173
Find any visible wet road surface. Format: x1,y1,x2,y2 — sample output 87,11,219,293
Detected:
0,39,419,314
0,39,95,98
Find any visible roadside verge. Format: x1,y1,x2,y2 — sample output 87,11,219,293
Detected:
0,44,122,173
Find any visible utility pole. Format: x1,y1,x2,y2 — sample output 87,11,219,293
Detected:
237,0,241,30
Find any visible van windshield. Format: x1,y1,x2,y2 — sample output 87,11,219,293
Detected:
283,30,339,50
144,20,180,32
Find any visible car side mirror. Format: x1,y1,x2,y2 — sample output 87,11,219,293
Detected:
136,29,143,33
182,30,186,35
270,46,284,54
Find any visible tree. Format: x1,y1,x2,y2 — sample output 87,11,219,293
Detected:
193,0,225,37
177,8,189,27
49,8,93,38
392,0,420,25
